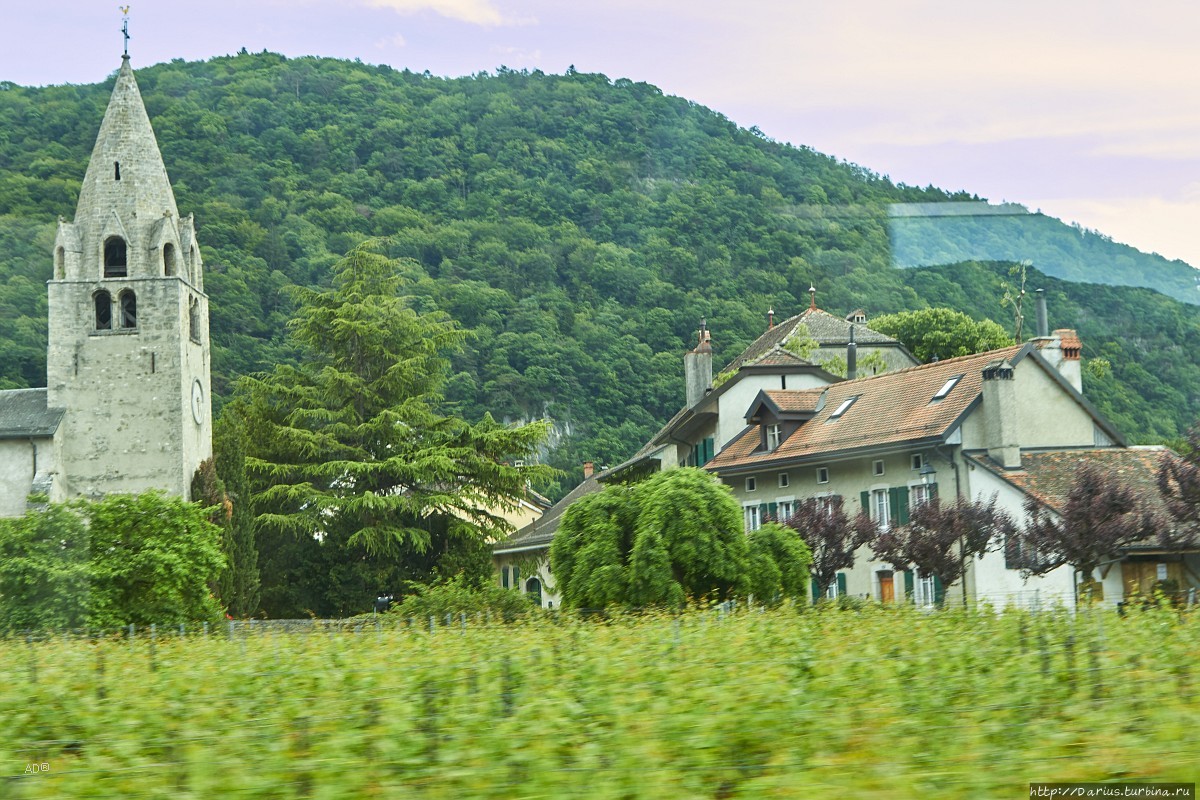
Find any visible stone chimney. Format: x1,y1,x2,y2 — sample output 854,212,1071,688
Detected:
767,308,775,330
982,359,1020,469
684,321,713,408
846,325,857,381
582,461,594,479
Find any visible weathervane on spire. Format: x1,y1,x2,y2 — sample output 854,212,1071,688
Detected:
120,6,131,57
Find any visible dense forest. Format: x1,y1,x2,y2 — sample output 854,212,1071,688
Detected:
1,52,1199,497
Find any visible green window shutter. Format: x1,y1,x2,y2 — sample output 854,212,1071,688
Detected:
860,491,870,515
502,566,509,589
767,502,778,520
704,437,714,465
811,575,820,603
929,482,939,500
836,573,848,596
898,487,910,525
888,487,903,525
513,566,520,585
933,575,945,606
904,570,914,599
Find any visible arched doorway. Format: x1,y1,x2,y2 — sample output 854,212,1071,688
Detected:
525,577,542,607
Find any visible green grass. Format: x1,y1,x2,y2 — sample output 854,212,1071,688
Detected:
2,606,1198,798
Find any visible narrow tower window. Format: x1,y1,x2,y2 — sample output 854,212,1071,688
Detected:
54,247,65,280
189,296,201,343
103,237,127,277
94,291,112,330
114,162,121,181
163,243,177,277
119,290,137,329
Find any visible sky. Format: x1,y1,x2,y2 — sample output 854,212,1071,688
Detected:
6,1,1199,268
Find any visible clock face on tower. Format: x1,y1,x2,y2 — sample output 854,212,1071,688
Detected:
191,379,204,425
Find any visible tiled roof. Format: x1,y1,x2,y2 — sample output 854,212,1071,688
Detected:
745,347,813,369
708,344,1028,470
977,447,1173,516
796,307,899,346
0,389,65,439
721,307,901,372
721,315,808,372
762,389,824,413
493,473,605,554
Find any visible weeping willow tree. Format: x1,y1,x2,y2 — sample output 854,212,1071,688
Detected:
551,468,811,609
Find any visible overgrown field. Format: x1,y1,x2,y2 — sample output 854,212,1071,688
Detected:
3,607,1198,798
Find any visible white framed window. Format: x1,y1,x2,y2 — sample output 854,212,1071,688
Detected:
745,476,757,492
815,494,837,517
816,466,830,484
826,581,840,599
911,453,923,471
744,504,761,532
766,424,783,451
777,500,794,520
916,574,937,607
871,488,890,530
778,473,790,488
909,483,931,508
872,460,885,477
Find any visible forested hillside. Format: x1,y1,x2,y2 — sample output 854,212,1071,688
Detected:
1,52,1198,495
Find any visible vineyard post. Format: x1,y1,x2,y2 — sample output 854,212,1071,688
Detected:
149,623,157,672
25,633,37,684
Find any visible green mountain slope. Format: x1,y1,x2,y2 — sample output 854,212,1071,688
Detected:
1,53,1197,495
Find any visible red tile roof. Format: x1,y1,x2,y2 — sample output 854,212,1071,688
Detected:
708,344,1028,470
762,389,824,413
976,448,1174,515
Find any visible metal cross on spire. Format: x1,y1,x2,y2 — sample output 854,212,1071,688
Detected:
120,6,131,57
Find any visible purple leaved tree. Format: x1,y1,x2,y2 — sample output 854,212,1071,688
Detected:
783,496,877,599
873,495,1015,605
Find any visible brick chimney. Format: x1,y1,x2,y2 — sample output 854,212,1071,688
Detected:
982,359,1020,469
1035,329,1083,393
1029,291,1083,394
684,321,713,408
582,461,594,479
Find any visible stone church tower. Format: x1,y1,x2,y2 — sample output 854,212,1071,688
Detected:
45,55,212,501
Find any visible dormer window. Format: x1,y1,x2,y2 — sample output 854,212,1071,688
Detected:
766,423,783,451
932,375,963,401
828,396,858,420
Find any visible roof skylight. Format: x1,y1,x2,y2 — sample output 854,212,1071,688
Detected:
932,375,964,401
828,396,858,420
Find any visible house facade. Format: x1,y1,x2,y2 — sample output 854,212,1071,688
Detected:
707,329,1194,609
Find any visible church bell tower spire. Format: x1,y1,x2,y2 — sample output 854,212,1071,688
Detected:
47,55,211,501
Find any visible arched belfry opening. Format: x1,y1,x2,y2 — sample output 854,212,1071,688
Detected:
94,291,112,330
163,243,177,277
103,236,127,277
119,290,137,329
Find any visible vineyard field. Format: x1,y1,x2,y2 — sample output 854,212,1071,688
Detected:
2,607,1198,798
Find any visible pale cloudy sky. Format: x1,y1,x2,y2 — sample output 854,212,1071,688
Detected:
6,1,1199,267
